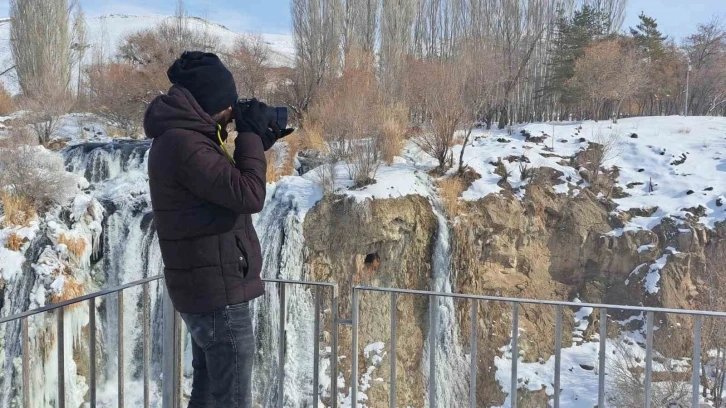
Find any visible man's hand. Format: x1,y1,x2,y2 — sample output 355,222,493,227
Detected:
263,123,295,151
235,99,295,151
235,98,268,138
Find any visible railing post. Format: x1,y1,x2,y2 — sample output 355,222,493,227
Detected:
429,295,438,408
89,298,97,408
469,300,478,408
390,293,397,408
313,287,321,408
554,305,563,408
598,309,607,408
143,283,151,408
510,302,519,408
162,284,182,408
22,317,30,408
58,307,66,408
692,316,702,408
351,288,360,408
277,283,286,408
331,287,339,408
118,291,125,408
644,311,655,408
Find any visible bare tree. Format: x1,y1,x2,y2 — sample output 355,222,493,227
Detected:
290,0,342,114
70,3,89,100
228,34,271,99
408,59,466,172
585,0,628,33
10,0,72,99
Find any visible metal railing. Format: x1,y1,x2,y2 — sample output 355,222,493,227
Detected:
5,277,726,408
350,285,726,408
0,275,339,408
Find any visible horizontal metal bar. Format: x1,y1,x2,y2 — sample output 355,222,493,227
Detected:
0,275,164,324
353,286,726,318
0,277,338,325
337,319,353,326
264,279,337,288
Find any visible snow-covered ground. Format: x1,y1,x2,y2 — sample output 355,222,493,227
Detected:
309,116,726,240
0,14,294,94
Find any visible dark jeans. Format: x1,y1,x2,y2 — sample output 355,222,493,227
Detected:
181,301,254,408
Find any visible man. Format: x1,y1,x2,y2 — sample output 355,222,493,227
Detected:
144,51,292,407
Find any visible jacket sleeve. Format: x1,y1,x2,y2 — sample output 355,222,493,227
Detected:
176,132,267,214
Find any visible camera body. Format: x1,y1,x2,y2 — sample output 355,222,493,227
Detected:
237,98,288,130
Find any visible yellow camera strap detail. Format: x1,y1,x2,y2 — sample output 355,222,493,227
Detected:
217,124,236,165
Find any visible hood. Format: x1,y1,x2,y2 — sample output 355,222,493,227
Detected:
143,85,219,140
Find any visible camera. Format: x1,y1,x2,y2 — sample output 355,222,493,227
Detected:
237,98,288,130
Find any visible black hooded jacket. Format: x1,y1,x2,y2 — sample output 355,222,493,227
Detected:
145,85,266,313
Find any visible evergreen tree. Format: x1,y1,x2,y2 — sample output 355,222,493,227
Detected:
630,12,667,60
543,4,605,105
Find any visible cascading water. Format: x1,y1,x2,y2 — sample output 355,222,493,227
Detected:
1,139,326,407
252,178,324,407
423,202,469,408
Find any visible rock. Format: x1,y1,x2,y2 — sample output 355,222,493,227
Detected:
579,137,587,143
687,190,695,195
630,133,638,138
638,168,645,172
704,187,714,191
497,138,510,143
718,198,724,207
580,364,595,371
559,139,568,143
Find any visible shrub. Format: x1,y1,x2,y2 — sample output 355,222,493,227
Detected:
265,149,281,183
1,191,36,227
438,177,465,216
57,234,87,260
21,93,74,144
306,67,387,187
5,231,26,251
379,103,408,164
86,63,150,138
0,133,78,211
0,83,15,116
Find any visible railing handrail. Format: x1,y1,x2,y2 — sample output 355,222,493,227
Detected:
0,275,164,325
0,276,339,325
354,285,726,318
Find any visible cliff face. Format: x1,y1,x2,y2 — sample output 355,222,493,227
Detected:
301,176,721,407
304,194,437,407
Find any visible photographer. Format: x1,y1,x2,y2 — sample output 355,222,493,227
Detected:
144,51,292,407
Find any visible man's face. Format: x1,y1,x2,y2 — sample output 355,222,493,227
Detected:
214,107,234,127
213,107,234,141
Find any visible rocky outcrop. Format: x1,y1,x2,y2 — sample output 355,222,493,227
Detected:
304,194,437,407
300,169,723,407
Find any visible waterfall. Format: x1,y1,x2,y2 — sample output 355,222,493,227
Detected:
0,139,325,407
423,203,469,408
252,178,323,407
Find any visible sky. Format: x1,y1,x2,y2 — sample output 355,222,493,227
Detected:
0,0,724,39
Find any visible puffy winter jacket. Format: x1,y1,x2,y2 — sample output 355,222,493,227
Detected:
144,85,266,313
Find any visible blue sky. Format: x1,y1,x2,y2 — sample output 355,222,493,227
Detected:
0,0,724,39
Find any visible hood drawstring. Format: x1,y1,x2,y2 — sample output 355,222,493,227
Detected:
217,124,236,164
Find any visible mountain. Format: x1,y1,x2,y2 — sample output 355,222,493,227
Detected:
0,14,295,94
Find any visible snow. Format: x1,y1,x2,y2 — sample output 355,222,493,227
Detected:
0,245,25,280
637,243,655,253
0,14,294,95
443,117,726,238
644,254,669,295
